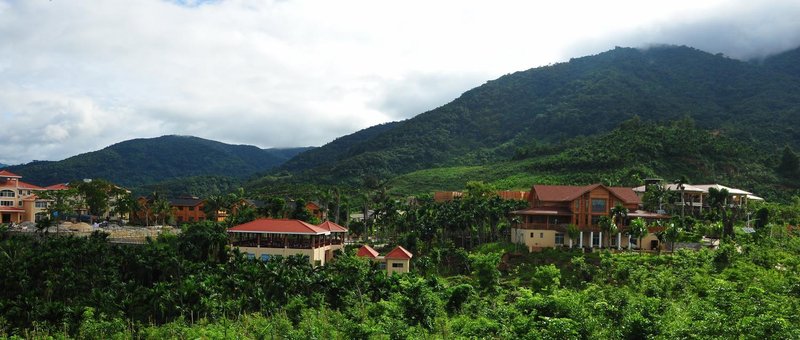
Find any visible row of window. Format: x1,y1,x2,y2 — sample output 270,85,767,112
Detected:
0,200,49,208
176,206,197,211
575,198,609,213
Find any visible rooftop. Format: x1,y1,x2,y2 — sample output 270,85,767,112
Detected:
228,218,331,235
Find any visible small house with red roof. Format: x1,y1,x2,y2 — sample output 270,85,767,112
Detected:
356,245,413,274
511,184,668,251
227,218,347,265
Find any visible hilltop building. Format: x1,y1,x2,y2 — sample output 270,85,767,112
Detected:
511,184,668,251
227,219,348,266
632,182,763,214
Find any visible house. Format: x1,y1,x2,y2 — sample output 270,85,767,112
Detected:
356,244,413,274
511,184,668,251
0,170,66,224
227,219,348,266
170,197,207,224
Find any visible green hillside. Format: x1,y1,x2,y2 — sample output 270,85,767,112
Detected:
270,45,800,187
6,135,312,190
387,118,791,199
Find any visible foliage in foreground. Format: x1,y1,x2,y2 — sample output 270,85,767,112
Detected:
1,223,799,339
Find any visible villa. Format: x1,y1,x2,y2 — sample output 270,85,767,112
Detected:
227,219,348,266
511,184,669,251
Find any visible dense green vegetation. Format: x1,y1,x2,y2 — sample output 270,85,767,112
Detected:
6,136,311,194
2,217,798,338
271,45,800,191
387,118,794,200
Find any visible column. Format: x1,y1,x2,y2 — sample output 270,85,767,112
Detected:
579,231,584,248
628,235,632,250
617,233,622,250
599,231,603,248
589,231,594,248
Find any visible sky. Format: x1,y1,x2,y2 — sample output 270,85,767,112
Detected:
1,0,800,165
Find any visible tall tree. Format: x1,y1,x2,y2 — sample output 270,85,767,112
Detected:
627,217,649,253
777,145,800,179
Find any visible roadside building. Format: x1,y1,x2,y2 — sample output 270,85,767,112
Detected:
0,170,66,224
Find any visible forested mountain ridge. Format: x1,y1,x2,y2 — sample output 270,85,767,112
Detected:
271,45,800,187
6,135,312,190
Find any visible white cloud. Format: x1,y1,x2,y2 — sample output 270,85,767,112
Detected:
0,0,798,164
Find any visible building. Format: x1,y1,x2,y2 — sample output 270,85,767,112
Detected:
227,219,348,266
169,197,207,224
511,184,668,251
356,244,413,274
632,182,764,214
0,170,65,224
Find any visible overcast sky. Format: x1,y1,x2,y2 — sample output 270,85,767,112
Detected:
1,0,799,165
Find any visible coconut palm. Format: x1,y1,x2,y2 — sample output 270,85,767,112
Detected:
566,223,580,249
628,217,649,253
598,216,618,248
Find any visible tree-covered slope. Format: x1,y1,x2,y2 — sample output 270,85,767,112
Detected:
387,118,789,199
6,135,312,188
274,45,800,186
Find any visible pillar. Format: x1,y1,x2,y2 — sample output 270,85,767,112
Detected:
579,231,584,248
617,233,622,250
599,231,603,248
589,231,594,248
628,235,632,250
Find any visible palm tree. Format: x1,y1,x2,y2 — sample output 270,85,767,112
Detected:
598,216,618,249
566,223,580,249
610,203,627,246
628,218,649,254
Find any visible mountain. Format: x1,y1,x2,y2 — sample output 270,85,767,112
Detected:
0,163,7,168
6,135,312,191
271,45,800,188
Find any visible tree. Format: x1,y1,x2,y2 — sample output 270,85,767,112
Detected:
38,187,80,234
598,216,617,248
662,222,682,253
707,187,737,239
566,223,580,249
777,145,800,179
291,199,314,223
71,179,121,222
627,218,649,253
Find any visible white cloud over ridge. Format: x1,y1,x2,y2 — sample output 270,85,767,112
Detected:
0,0,798,164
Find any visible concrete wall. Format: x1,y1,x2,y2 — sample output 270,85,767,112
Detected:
385,258,410,275
512,227,663,251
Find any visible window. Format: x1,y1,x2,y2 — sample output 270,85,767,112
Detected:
379,262,387,270
0,201,13,206
246,253,255,260
555,233,564,245
35,201,48,208
178,206,184,211
189,206,194,211
0,190,14,198
18,201,22,206
530,232,534,238
314,260,322,266
260,254,271,262
591,199,606,213
392,262,404,268
540,232,544,238
592,233,600,247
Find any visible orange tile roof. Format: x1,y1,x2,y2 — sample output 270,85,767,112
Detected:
356,245,379,258
17,181,44,190
317,220,348,233
0,170,21,178
385,245,413,260
228,219,330,235
45,183,70,190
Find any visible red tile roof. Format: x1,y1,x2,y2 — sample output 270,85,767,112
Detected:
0,170,21,178
228,219,330,235
317,220,348,233
385,245,413,260
45,183,70,190
17,181,44,190
532,184,640,204
356,245,379,258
